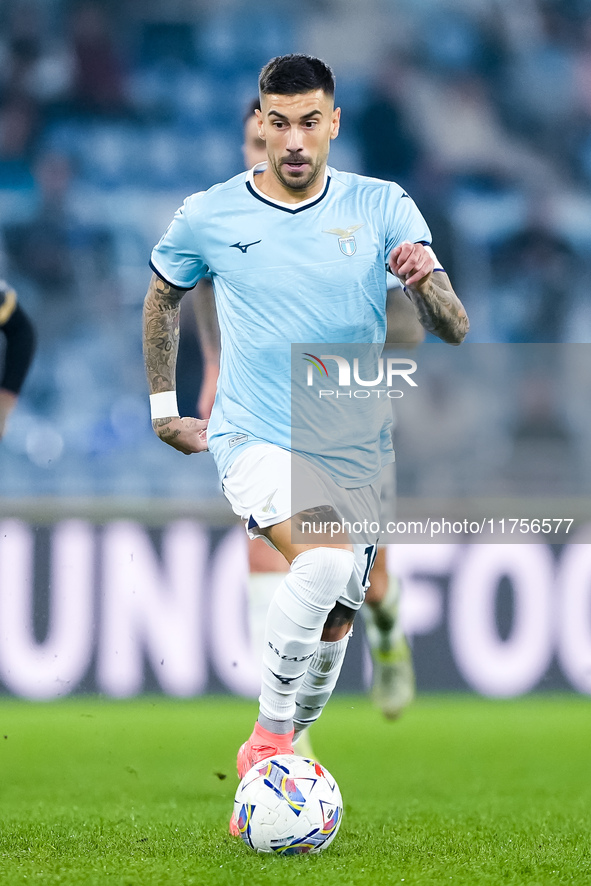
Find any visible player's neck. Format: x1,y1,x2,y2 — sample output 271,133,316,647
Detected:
254,166,327,205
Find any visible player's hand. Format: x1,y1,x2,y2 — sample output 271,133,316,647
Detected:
388,241,434,291
197,363,219,419
152,415,208,454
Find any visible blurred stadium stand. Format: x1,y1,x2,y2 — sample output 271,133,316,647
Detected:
1,0,591,498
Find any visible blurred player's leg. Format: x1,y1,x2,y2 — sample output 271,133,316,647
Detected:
291,724,316,758
362,548,415,719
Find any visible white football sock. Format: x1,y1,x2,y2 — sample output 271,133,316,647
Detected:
293,633,350,735
248,571,288,665
258,547,355,728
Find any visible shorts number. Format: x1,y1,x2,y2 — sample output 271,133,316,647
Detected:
361,543,378,587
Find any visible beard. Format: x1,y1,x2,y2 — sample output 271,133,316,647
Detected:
271,153,325,192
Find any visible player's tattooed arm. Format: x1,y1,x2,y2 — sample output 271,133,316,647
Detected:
143,273,208,454
406,270,469,345
143,272,184,393
389,242,469,345
151,414,208,454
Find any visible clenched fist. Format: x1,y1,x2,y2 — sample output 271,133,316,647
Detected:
388,241,434,291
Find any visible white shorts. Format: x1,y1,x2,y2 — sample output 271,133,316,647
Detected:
222,444,322,532
222,443,382,609
380,458,396,526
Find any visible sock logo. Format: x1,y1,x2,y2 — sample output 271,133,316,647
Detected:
267,643,314,663
269,669,306,686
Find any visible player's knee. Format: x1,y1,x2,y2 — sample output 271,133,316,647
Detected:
321,601,356,641
290,546,355,613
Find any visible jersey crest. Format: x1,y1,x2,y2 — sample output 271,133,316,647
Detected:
323,224,364,256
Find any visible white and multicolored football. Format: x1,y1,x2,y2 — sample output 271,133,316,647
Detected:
233,754,343,855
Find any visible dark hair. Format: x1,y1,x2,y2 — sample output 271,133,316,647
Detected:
243,96,261,125
259,54,335,98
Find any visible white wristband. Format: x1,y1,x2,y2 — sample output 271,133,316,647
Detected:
150,391,179,420
424,245,444,271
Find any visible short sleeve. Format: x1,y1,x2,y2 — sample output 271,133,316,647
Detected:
150,196,210,290
384,183,432,259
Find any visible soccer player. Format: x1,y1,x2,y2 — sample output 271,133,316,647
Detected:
143,54,468,834
0,280,36,439
195,98,418,726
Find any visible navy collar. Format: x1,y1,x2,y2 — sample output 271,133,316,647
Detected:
246,164,331,214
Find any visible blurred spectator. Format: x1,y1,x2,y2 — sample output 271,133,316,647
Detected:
402,66,565,192
67,1,129,116
0,2,73,168
499,3,577,172
0,93,38,164
0,26,43,165
4,153,74,296
505,371,578,494
3,151,115,341
488,198,578,343
358,54,423,190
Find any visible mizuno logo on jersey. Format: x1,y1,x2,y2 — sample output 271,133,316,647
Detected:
323,224,364,256
230,240,261,253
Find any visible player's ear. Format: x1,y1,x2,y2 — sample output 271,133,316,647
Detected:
255,108,266,141
330,107,341,140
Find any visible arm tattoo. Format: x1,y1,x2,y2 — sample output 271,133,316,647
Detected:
151,416,181,441
142,274,185,392
406,272,469,345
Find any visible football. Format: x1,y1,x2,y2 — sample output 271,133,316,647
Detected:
233,754,343,855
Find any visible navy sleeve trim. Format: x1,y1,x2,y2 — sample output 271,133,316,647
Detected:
149,261,196,291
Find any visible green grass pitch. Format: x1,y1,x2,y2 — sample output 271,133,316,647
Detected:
1,695,590,885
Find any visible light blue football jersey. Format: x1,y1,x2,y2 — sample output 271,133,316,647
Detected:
150,165,431,486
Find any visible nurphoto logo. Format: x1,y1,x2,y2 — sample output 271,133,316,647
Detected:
303,353,418,399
